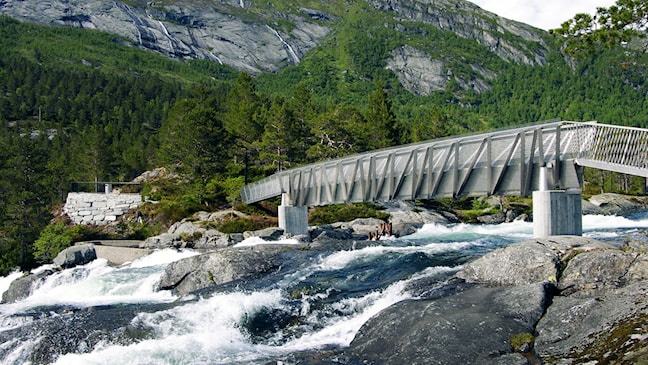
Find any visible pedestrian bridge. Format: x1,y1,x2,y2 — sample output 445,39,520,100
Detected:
240,120,648,238
241,121,648,206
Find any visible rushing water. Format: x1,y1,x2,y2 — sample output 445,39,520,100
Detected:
1,214,647,364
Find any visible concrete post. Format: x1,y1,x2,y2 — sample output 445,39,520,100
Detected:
538,166,549,192
533,189,583,238
278,193,309,237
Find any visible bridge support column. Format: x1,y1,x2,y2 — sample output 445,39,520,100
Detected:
278,193,309,237
533,189,582,237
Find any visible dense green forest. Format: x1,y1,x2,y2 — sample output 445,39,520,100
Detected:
0,14,646,274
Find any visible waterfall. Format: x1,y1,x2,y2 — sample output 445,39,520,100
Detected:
157,20,175,52
208,51,224,65
266,25,300,65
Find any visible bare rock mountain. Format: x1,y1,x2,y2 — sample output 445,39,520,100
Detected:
0,0,552,95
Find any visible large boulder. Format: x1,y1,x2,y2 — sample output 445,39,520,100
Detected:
141,220,241,250
381,200,451,236
456,241,560,286
193,229,243,249
156,246,284,296
1,269,55,304
535,281,648,363
558,249,639,297
587,193,648,216
452,235,648,364
243,227,285,240
349,283,550,364
53,244,97,269
309,225,354,242
333,218,386,238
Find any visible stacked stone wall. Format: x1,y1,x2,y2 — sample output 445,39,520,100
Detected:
64,193,142,225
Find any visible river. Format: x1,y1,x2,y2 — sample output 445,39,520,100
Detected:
1,213,647,364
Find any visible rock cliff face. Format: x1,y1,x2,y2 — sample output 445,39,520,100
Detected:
0,0,551,95
370,0,548,65
0,0,331,74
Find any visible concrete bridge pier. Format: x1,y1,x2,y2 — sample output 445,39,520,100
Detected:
533,189,583,238
278,193,309,236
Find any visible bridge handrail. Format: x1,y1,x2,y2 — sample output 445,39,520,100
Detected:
564,121,648,177
241,121,648,204
241,121,567,203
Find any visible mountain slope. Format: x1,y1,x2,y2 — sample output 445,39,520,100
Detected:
0,0,554,96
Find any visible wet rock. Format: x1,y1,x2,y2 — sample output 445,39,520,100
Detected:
243,227,284,240
476,211,506,224
382,200,450,226
457,241,560,286
310,225,353,242
157,246,284,296
334,218,386,238
141,232,180,248
53,244,97,269
587,193,648,216
141,220,241,249
193,229,243,249
1,269,55,304
348,283,549,364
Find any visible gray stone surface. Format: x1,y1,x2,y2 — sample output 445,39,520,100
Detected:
0,0,550,95
587,193,648,216
242,227,285,241
0,0,331,75
53,244,97,268
349,283,549,364
64,192,142,225
157,246,284,295
535,281,648,363
558,249,638,297
457,241,560,286
333,218,386,237
93,245,152,266
1,270,54,304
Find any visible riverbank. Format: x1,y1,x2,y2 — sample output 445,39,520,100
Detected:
1,194,647,364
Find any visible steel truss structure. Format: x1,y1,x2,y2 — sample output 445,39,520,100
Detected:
241,121,648,206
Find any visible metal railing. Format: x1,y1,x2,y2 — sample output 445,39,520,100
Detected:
241,121,648,206
567,122,648,177
70,181,141,194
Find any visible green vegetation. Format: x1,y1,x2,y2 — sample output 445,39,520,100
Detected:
215,217,265,234
309,203,390,225
510,332,535,352
0,3,647,275
33,223,85,262
552,0,647,57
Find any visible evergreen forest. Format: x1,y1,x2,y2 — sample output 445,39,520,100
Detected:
0,14,647,275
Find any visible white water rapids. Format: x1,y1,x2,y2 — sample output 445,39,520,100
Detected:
0,213,646,364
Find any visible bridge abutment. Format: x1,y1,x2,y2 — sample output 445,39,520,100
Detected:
278,193,309,236
533,189,582,237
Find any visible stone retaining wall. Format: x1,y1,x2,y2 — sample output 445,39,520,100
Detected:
64,192,142,225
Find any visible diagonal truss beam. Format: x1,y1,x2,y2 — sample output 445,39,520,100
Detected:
241,121,648,206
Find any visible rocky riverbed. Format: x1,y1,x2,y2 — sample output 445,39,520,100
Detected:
2,194,647,364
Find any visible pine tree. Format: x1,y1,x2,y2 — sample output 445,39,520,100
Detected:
365,83,400,150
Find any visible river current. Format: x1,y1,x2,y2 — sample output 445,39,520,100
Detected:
1,213,647,364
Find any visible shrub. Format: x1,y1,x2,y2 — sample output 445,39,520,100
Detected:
33,223,85,262
309,203,389,225
215,217,260,234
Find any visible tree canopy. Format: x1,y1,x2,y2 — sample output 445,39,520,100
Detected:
552,0,647,56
